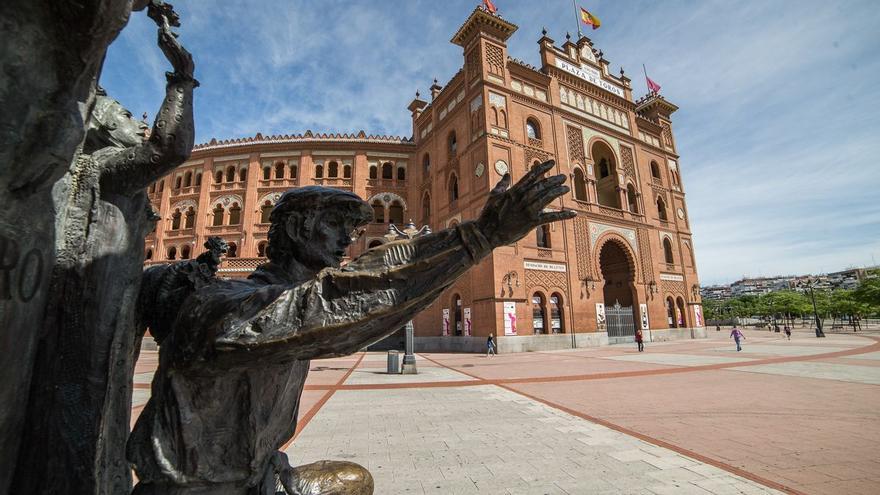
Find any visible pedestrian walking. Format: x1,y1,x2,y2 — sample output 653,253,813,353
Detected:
784,325,791,340
487,333,496,357
635,328,644,352
730,326,745,352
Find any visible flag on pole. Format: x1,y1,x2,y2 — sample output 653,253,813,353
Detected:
580,7,600,30
646,75,661,93
483,0,497,14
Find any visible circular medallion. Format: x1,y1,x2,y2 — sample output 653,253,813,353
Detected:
494,160,509,176
475,162,485,177
677,208,685,219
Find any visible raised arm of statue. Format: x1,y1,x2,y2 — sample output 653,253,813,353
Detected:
98,13,197,194
209,161,575,364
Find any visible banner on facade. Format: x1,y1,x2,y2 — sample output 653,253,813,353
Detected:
464,307,472,336
694,305,704,327
595,303,606,329
639,303,649,330
503,302,517,336
442,308,450,336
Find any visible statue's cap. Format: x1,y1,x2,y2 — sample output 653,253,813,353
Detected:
273,186,372,226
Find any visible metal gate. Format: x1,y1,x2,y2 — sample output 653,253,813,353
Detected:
606,302,636,340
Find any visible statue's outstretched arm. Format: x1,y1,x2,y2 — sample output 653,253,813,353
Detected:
212,161,576,364
99,18,197,194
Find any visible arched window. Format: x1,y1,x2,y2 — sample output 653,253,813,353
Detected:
449,174,459,203
228,202,241,225
195,172,202,186
532,292,547,334
550,293,564,333
274,162,285,179
369,166,377,180
260,200,273,223
289,164,298,179
174,176,182,189
672,170,680,186
368,240,383,249
499,109,507,128
145,249,153,260
573,168,588,201
343,164,351,179
676,297,687,327
448,131,457,157
263,167,271,180
650,161,661,179
328,161,339,178
257,241,268,257
657,196,668,221
184,207,195,229
227,242,238,258
238,168,247,182
422,153,430,176
388,201,404,225
225,166,236,182
171,209,182,230
666,296,677,327
397,166,406,181
593,142,620,209
526,118,540,140
181,245,191,260
422,193,431,222
627,184,639,213
215,170,223,183
381,162,393,180
166,246,177,260
372,201,385,223
453,294,463,336
315,164,323,178
212,204,224,226
183,172,192,188
663,237,674,265
598,158,610,179
536,224,550,248
684,242,695,267
491,108,499,127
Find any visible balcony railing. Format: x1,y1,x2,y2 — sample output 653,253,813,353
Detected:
211,181,246,192
596,205,625,218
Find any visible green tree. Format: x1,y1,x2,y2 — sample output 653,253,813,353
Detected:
852,270,880,315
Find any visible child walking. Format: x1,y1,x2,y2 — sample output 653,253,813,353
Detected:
730,326,745,351
487,333,496,357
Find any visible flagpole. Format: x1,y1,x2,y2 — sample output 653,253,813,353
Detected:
572,0,582,38
643,64,651,94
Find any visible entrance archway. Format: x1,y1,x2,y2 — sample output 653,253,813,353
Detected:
598,240,637,340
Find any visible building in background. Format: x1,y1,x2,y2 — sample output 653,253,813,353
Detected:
145,7,703,351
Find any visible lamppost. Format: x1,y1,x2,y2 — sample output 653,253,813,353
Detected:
384,220,432,373
798,278,826,338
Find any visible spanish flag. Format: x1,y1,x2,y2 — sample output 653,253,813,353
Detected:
580,7,600,30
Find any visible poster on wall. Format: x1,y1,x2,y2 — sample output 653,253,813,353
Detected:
595,303,606,329
694,305,704,327
503,302,517,335
464,307,472,336
442,308,450,336
639,303,649,330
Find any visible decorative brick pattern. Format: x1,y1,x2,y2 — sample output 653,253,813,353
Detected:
466,48,480,80
486,43,504,77
524,147,551,171
637,228,653,284
619,145,636,180
661,279,685,297
661,122,674,149
525,269,568,292
566,125,585,164
573,215,592,280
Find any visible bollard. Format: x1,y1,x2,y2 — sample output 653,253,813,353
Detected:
387,350,400,374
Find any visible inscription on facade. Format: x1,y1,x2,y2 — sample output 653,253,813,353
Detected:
555,59,625,98
524,261,567,272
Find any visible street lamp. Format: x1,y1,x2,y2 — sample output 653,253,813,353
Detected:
384,220,432,373
797,278,826,338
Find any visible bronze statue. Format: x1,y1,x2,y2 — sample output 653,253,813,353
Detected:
11,3,198,494
130,161,574,494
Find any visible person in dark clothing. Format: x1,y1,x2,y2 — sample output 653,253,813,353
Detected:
635,328,645,352
487,333,496,357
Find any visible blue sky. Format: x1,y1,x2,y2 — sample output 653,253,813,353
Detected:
101,0,880,285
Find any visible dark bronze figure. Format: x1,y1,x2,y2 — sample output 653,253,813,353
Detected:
11,3,198,494
130,162,574,494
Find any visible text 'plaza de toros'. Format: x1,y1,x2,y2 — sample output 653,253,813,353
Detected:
145,8,705,352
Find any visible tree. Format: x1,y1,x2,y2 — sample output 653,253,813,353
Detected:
852,270,880,315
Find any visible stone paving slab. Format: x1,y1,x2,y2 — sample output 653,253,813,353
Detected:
344,364,476,385
601,353,755,367
709,344,842,357
288,386,782,494
842,351,880,361
730,361,880,385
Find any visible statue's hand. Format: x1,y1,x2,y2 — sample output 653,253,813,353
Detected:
158,21,196,83
475,160,576,248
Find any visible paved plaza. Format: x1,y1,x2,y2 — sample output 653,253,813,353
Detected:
132,329,880,494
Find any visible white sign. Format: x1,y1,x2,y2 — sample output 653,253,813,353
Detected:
503,302,517,336
694,305,704,327
442,309,450,336
595,303,606,329
464,307,472,336
640,303,649,330
555,59,625,98
660,273,684,282
524,261,567,273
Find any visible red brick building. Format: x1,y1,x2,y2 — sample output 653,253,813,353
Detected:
146,8,704,352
